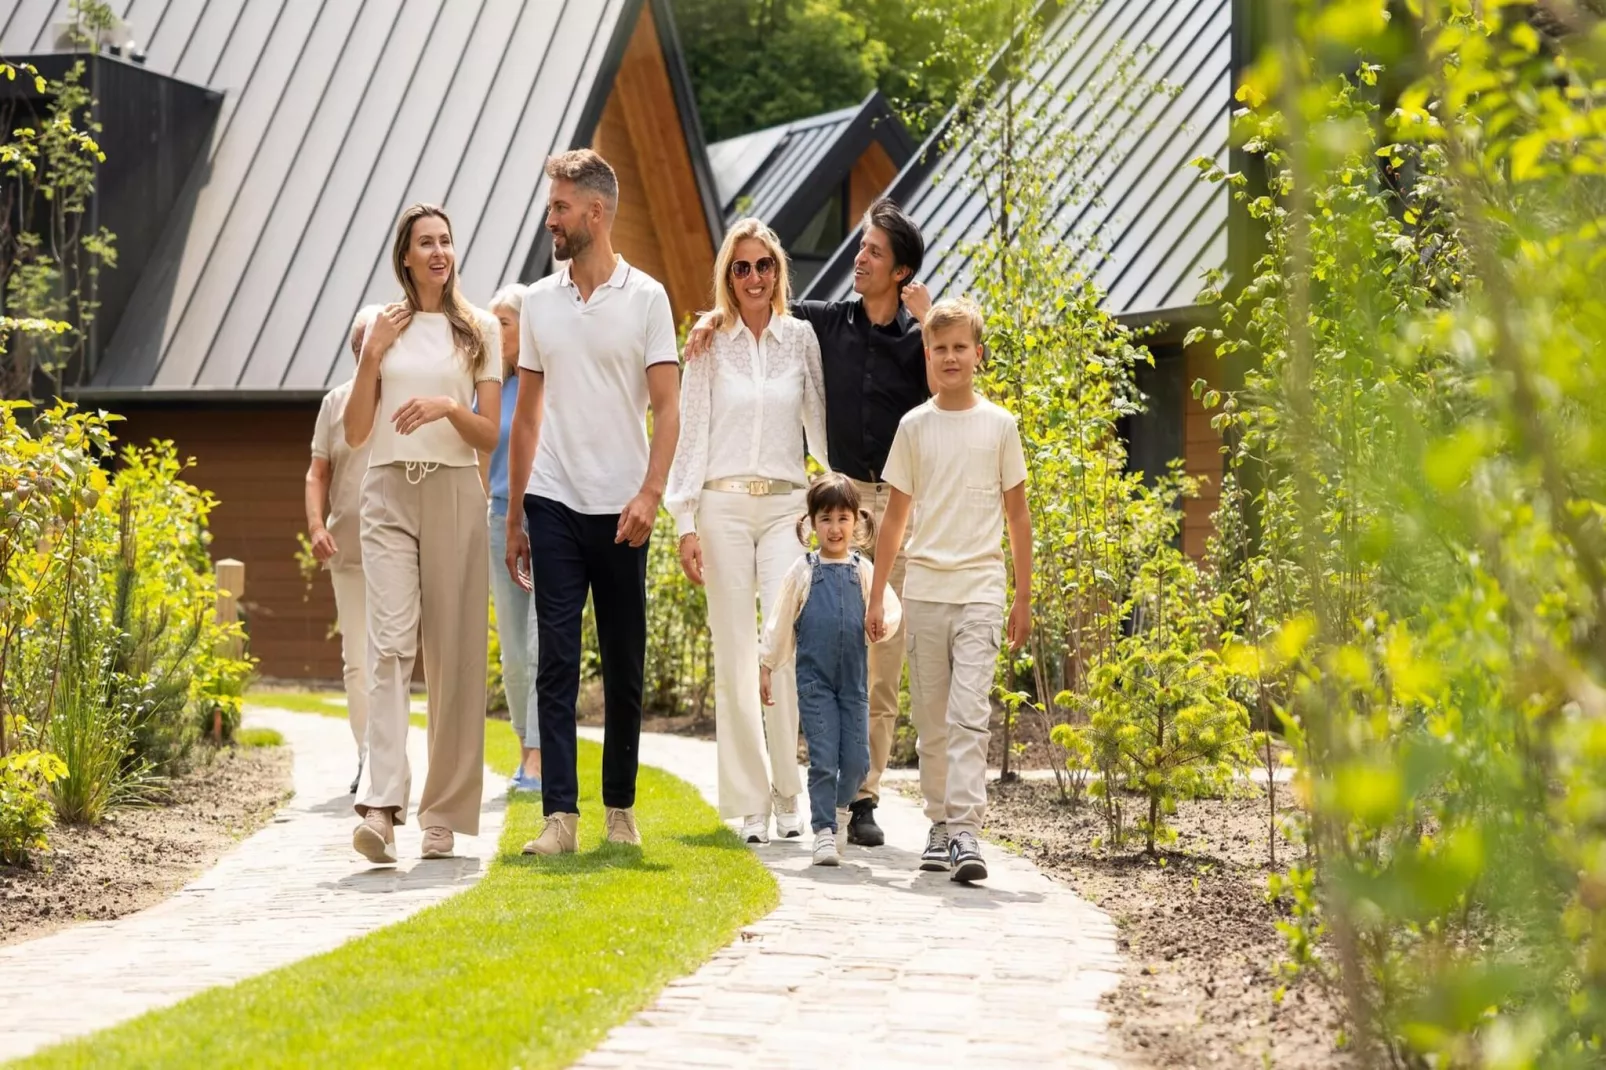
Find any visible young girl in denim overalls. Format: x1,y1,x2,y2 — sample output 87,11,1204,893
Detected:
760,474,902,866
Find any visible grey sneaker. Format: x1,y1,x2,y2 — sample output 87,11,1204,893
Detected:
812,829,840,866
353,809,396,864
949,830,987,883
920,822,951,872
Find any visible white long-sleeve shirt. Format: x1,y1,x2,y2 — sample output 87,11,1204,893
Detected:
665,314,829,538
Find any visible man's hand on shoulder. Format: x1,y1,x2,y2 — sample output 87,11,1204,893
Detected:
683,313,718,360
902,281,932,325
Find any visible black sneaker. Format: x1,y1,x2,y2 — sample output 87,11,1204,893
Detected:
348,754,364,796
919,822,950,871
846,798,885,847
949,831,988,883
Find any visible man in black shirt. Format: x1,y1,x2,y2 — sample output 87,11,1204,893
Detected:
688,198,930,848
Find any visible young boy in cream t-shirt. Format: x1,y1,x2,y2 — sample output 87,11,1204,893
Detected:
865,297,1032,884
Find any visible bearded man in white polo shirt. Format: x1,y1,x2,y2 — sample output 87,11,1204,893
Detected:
504,149,681,855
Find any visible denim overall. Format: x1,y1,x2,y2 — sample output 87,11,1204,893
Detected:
794,551,872,833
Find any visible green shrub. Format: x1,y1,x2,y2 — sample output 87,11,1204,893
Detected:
1069,547,1255,854
0,748,66,865
0,404,252,843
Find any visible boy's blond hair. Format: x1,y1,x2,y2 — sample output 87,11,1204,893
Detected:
923,297,985,346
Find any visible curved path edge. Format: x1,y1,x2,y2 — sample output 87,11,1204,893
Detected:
0,706,505,1064
575,726,1125,1070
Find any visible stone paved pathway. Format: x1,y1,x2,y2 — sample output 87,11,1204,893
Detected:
574,727,1125,1070
0,706,505,1064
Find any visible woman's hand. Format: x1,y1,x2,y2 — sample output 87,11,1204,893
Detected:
760,665,774,707
866,595,887,643
309,527,338,563
363,302,411,362
392,396,455,435
678,532,704,585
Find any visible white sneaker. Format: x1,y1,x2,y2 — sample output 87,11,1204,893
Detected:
740,814,770,844
835,806,850,854
812,828,840,866
772,793,803,838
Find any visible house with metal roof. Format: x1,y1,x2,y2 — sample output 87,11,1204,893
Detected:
802,0,1244,557
1,0,722,680
707,91,914,288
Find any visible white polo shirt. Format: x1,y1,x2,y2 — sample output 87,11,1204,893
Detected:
520,256,679,515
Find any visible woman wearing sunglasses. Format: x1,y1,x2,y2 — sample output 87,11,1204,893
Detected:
665,217,829,845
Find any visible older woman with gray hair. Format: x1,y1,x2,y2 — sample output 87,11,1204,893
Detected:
483,283,542,792
306,304,384,795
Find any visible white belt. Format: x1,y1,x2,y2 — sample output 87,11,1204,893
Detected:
704,478,804,496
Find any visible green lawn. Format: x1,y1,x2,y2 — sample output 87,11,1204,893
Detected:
14,714,777,1070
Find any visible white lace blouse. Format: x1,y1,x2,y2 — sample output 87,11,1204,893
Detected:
666,314,829,538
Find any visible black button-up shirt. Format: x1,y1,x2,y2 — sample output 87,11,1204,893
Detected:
793,298,927,482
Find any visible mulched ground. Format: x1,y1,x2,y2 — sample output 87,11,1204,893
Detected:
0,743,292,946
977,777,1356,1069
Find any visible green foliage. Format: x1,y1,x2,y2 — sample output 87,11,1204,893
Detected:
0,57,116,398
672,0,1019,142
643,509,713,718
1190,1,1606,1062
0,747,64,864
0,404,251,845
1073,546,1254,854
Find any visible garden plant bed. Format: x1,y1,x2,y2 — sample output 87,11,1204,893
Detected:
0,744,292,947
976,777,1355,1070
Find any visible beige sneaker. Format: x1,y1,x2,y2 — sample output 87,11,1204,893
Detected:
605,806,641,846
522,813,579,856
353,809,396,864
420,825,454,859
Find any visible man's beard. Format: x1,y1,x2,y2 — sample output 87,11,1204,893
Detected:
552,224,593,262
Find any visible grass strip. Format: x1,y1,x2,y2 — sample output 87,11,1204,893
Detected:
13,714,777,1070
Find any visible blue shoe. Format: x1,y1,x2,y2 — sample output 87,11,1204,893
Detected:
509,770,543,795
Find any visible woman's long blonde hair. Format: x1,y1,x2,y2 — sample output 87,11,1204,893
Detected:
709,217,791,332
390,203,490,377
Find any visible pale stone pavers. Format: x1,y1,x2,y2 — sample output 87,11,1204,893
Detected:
0,706,504,1064
574,727,1124,1070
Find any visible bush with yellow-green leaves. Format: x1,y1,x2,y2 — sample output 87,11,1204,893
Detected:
0,402,253,861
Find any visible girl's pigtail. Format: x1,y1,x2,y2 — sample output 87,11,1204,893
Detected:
855,508,877,550
796,514,812,549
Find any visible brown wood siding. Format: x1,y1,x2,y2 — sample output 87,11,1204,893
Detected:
113,405,344,683
591,3,715,324
1183,341,1224,560
849,141,900,223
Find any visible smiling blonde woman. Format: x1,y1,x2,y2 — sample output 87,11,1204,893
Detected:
342,203,502,865
665,217,829,844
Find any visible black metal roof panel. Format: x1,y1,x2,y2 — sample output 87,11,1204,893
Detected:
2,0,654,395
800,0,1231,321
709,91,915,239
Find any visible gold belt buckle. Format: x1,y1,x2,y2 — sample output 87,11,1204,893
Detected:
747,479,771,496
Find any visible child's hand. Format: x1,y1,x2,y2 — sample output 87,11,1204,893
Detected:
760,665,774,706
866,598,886,643
1007,596,1032,652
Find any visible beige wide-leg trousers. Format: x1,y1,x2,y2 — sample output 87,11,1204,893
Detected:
356,463,488,835
327,566,368,757
697,487,807,819
904,599,1003,837
851,479,909,804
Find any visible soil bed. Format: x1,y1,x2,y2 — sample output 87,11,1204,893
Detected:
0,743,292,946
975,777,1355,1069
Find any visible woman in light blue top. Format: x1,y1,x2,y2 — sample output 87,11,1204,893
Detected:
485,284,541,792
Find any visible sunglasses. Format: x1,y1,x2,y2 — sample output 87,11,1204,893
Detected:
730,257,776,280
